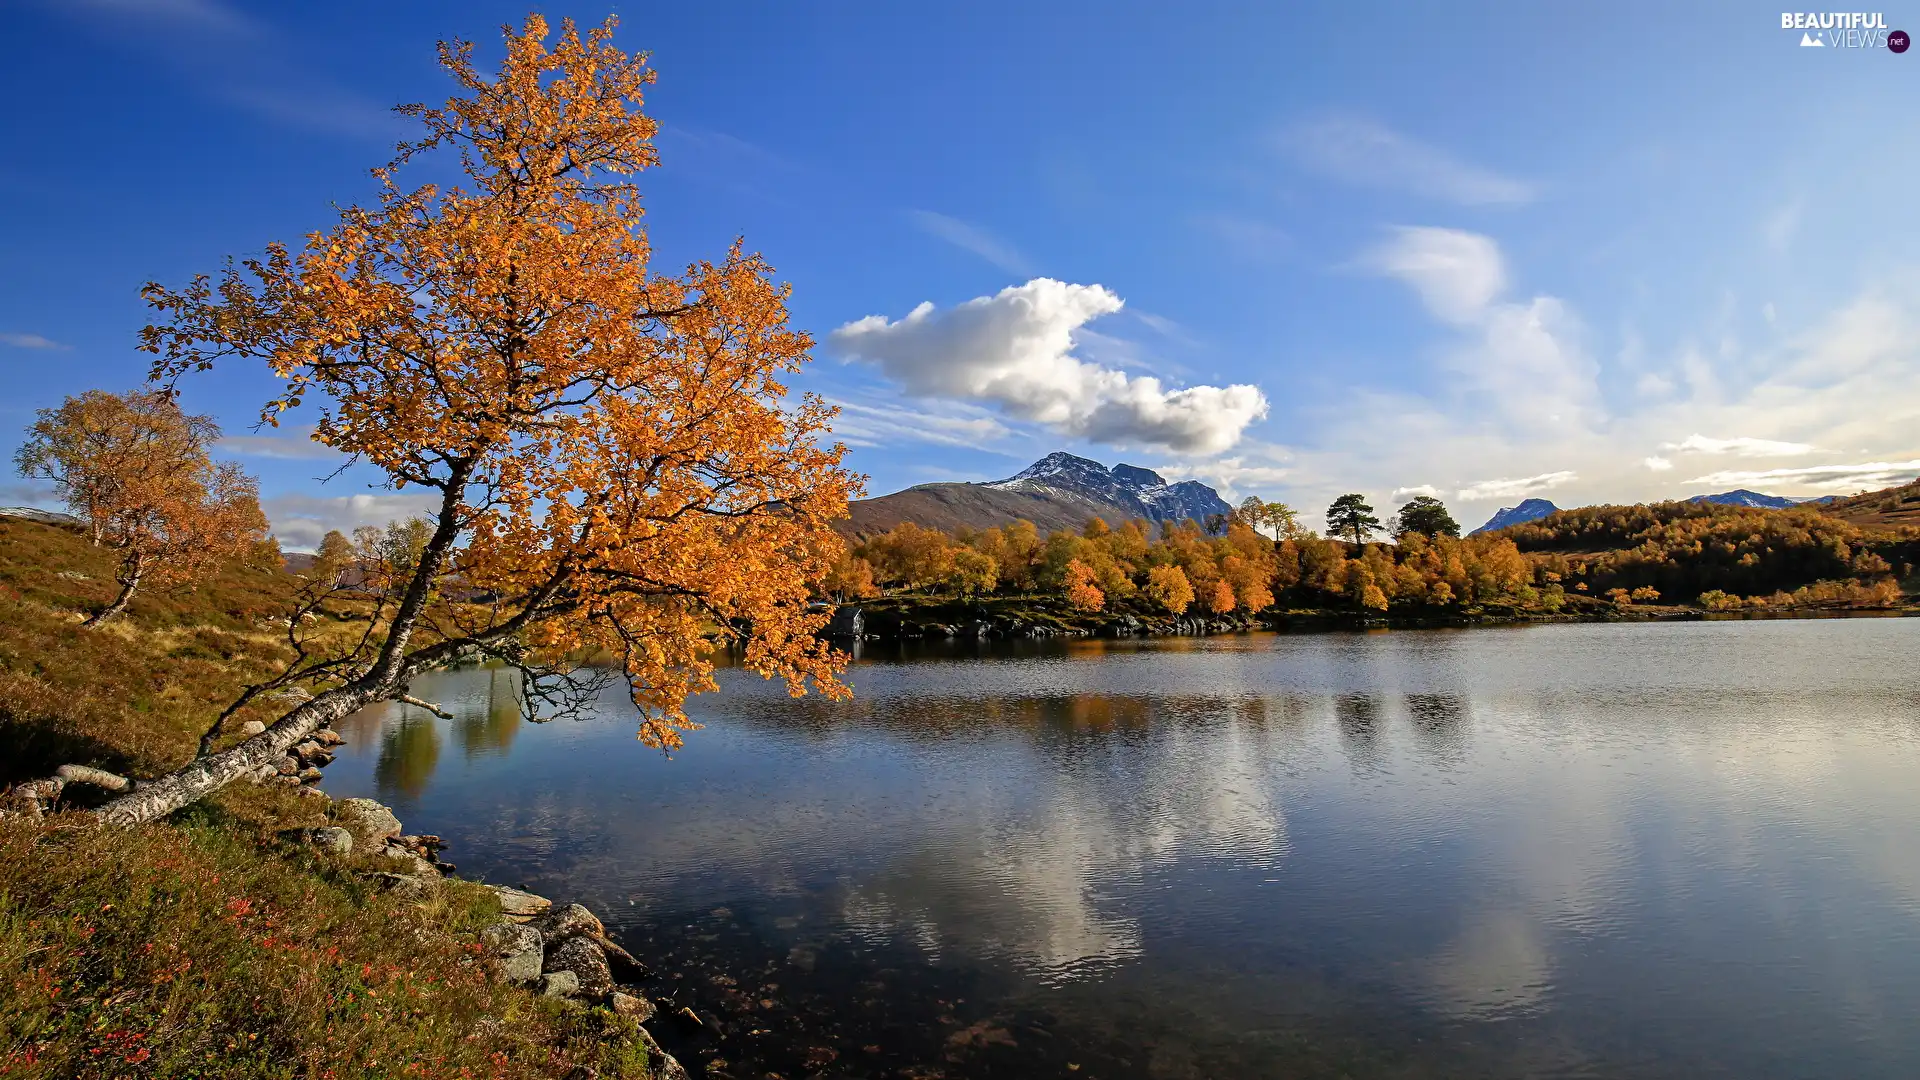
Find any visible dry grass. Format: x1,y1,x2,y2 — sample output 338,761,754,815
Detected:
0,519,659,1078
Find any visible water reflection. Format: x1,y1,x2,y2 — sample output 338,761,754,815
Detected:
314,619,1920,1078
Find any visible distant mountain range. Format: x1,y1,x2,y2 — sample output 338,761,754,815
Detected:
839,452,1233,539
1469,499,1560,535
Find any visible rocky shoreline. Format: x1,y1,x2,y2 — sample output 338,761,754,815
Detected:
253,724,692,1080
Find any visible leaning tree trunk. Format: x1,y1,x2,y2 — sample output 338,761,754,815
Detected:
85,556,144,627
93,684,381,826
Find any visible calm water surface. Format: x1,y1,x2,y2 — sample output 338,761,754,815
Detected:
324,619,1920,1079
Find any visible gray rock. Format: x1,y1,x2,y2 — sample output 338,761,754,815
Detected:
487,884,553,919
536,903,605,946
238,720,267,736
609,991,655,1022
546,935,614,999
336,798,402,845
537,970,580,997
381,845,439,877
276,757,299,777
311,826,353,856
484,922,545,983
372,872,436,900
296,766,324,784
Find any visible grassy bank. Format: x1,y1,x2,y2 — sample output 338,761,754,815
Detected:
0,518,660,1079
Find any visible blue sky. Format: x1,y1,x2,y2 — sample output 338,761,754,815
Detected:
3,0,1918,543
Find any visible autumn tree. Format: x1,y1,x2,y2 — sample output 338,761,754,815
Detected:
822,548,879,602
1063,558,1105,612
1203,577,1237,615
1391,494,1459,538
1236,496,1302,540
1143,563,1194,614
15,389,267,625
1326,494,1381,547
90,16,858,825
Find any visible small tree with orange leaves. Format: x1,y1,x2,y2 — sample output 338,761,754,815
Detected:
15,389,267,625
95,16,858,825
1063,559,1105,612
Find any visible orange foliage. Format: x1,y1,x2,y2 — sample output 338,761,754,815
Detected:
1063,559,1105,612
140,15,857,748
15,390,266,624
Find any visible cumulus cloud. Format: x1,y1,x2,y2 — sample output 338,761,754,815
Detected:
1392,485,1443,502
1456,471,1577,501
1643,456,1674,471
1282,114,1534,205
1683,460,1920,492
830,279,1268,455
0,332,69,350
262,491,441,551
907,211,1032,276
1662,434,1817,457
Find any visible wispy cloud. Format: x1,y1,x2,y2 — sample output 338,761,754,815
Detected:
1457,471,1578,501
0,332,70,350
1282,114,1534,206
828,400,1018,452
907,211,1032,276
216,426,346,461
1392,485,1443,502
1683,460,1920,492
54,0,396,139
1661,434,1816,457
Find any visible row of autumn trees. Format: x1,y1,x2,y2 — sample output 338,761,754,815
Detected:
828,490,1911,617
827,500,1549,617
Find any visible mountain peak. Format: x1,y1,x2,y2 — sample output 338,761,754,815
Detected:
1470,498,1560,535
1688,489,1796,510
987,451,1231,525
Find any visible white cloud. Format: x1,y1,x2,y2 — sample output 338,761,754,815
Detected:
1392,485,1443,502
262,491,441,551
1662,434,1817,457
0,332,70,350
216,425,347,461
1364,228,1598,432
828,400,1016,452
1362,226,1506,325
1683,460,1920,492
1282,114,1534,205
830,279,1268,455
1644,456,1674,471
1456,471,1578,501
907,211,1032,276
1150,449,1295,501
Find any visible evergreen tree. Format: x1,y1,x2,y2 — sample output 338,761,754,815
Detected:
1391,495,1460,538
1326,494,1381,546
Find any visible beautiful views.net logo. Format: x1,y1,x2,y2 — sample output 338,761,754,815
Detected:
1782,11,1911,50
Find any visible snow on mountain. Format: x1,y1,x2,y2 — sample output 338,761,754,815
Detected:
988,452,1233,525
1469,498,1560,535
1687,489,1797,509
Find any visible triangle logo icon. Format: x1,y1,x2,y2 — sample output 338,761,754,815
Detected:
1801,31,1825,45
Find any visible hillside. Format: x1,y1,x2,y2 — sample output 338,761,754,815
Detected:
840,452,1232,540
1818,478,1920,531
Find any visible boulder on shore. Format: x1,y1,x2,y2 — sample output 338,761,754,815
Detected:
238,720,267,736
311,827,353,856
487,883,553,920
537,970,580,997
335,798,402,845
546,935,614,998
536,903,605,945
483,922,544,983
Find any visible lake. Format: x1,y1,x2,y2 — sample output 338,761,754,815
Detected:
322,617,1920,1079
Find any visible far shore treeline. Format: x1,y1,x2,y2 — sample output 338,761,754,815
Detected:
827,493,1916,618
